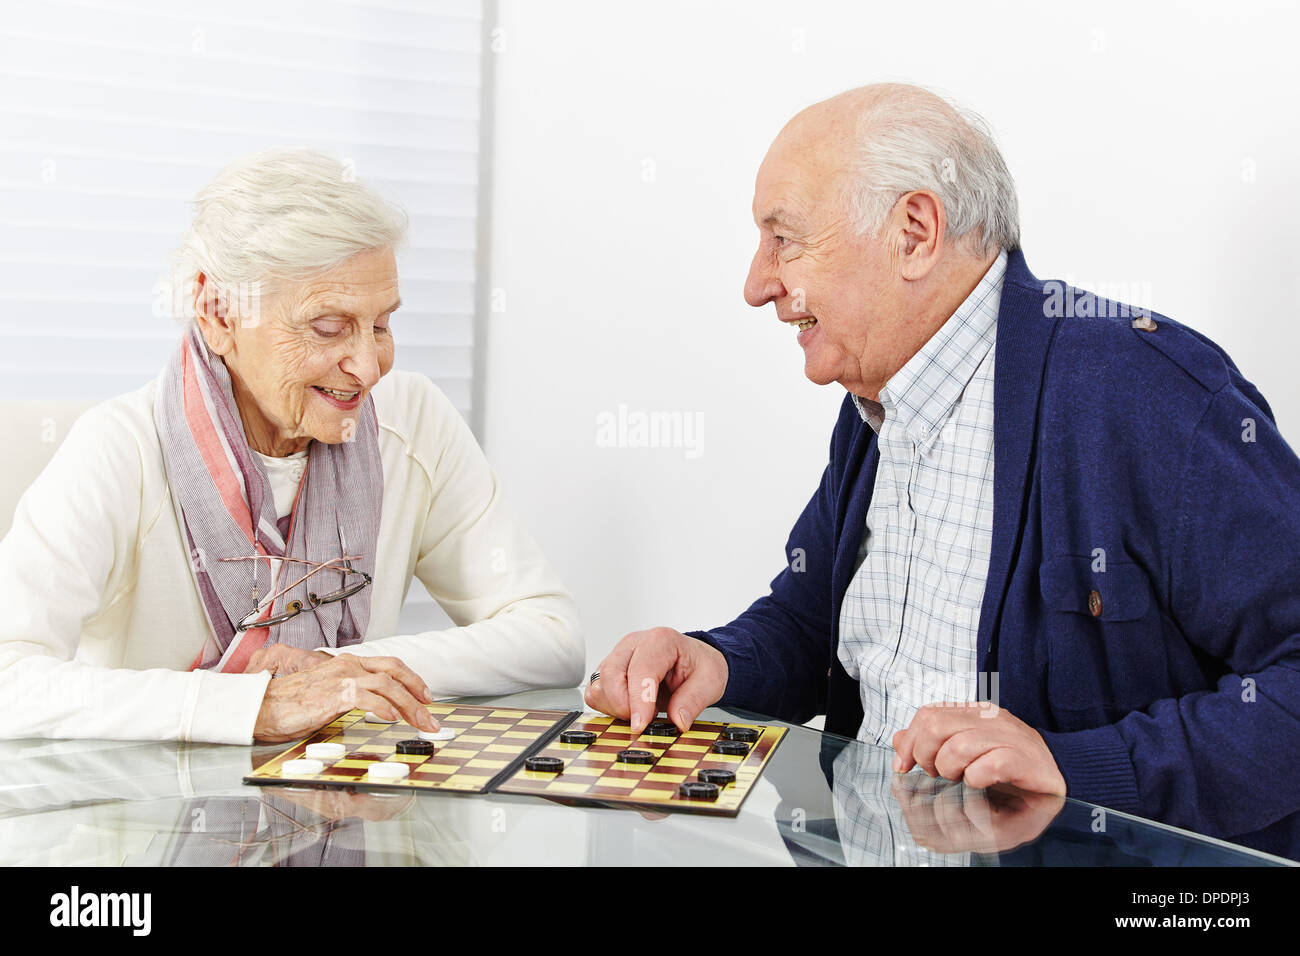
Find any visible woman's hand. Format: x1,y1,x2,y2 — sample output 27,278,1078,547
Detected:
247,644,333,677
253,653,439,743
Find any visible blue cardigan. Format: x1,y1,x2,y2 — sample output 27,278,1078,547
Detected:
692,249,1300,858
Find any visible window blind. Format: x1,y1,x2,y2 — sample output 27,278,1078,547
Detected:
0,0,487,423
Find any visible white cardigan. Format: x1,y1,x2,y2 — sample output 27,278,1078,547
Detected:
0,369,584,744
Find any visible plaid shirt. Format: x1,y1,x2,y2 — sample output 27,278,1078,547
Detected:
839,250,1007,745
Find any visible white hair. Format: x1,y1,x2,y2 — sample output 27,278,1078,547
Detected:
170,148,408,320
843,85,1020,257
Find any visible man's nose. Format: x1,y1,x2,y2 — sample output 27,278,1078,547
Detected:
744,247,785,308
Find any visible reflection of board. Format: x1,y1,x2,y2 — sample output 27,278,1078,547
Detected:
245,706,786,817
495,713,786,817
245,704,577,794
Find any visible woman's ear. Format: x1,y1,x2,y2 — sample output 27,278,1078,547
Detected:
193,271,236,356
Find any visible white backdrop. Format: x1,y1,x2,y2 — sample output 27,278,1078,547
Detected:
481,0,1300,671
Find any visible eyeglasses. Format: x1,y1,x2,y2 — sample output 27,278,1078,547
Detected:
219,551,372,632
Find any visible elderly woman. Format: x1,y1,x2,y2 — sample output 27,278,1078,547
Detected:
0,149,583,744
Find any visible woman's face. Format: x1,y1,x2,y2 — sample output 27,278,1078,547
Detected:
197,247,400,456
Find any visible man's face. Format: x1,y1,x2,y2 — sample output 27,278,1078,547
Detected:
213,246,400,453
744,132,901,399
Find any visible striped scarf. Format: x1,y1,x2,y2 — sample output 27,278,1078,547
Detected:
154,324,383,672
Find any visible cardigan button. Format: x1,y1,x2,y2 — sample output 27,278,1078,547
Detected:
1088,589,1103,617
1132,315,1158,332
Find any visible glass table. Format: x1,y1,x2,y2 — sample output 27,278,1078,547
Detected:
0,689,1291,866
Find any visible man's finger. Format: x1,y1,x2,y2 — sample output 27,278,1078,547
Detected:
912,729,947,778
962,746,1019,791
933,727,986,782
586,664,627,719
892,725,917,773
663,670,718,730
903,707,983,777
625,640,676,735
663,642,727,730
595,638,638,719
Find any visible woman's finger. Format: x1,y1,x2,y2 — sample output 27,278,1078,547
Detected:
353,654,436,707
354,669,438,733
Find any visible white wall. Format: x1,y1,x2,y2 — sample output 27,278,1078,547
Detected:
482,0,1300,671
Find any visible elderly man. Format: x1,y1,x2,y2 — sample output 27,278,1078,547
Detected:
587,83,1300,857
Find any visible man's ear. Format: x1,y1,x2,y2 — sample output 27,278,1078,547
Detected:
893,191,946,281
193,271,236,356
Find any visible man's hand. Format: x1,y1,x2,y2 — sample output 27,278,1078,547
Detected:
254,654,439,744
247,644,332,677
585,627,728,734
891,702,1067,796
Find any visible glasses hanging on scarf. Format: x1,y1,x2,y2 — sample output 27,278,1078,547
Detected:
218,527,372,632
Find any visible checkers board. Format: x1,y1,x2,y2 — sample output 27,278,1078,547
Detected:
245,704,787,817
245,704,577,794
494,712,786,816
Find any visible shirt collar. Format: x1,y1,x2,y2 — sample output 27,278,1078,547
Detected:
851,249,1006,442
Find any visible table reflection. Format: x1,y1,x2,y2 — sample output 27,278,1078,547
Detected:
815,734,1291,867
0,739,552,866
827,735,1055,866
0,697,1290,867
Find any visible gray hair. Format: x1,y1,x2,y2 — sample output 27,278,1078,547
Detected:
843,85,1020,256
171,148,408,320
